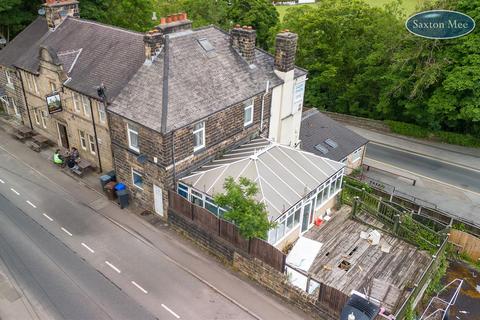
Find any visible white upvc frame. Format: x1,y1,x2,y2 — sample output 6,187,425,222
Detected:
33,109,40,125
193,121,205,152
97,101,106,123
131,169,144,190
81,95,91,118
88,134,96,155
243,99,254,127
72,92,81,112
352,147,363,163
40,110,47,128
79,130,87,150
127,123,140,153
292,80,305,113
5,70,13,87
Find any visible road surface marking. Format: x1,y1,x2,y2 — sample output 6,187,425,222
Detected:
105,261,121,273
365,158,480,196
131,281,148,294
26,200,36,208
42,213,53,221
81,243,95,253
161,304,180,319
61,227,73,236
10,188,19,195
0,178,4,184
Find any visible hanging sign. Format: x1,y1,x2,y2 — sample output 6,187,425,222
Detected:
405,10,476,39
45,92,63,114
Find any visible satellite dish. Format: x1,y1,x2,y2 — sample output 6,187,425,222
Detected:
38,8,46,16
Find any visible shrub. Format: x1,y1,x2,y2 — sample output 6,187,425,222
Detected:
385,120,430,139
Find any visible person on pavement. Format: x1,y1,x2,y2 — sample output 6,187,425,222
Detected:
70,147,79,161
53,149,64,166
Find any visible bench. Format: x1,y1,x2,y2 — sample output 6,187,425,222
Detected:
29,141,41,152
71,159,95,177
14,132,27,141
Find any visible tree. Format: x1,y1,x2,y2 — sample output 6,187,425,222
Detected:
0,0,42,41
214,177,275,240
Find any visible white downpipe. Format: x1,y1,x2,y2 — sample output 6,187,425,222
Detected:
260,80,269,132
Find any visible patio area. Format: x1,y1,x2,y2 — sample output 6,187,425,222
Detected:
302,206,432,313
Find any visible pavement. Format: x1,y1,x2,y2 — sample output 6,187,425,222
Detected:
0,120,313,320
343,124,480,227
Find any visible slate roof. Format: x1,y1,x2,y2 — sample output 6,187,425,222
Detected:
0,17,49,68
109,26,307,133
2,16,145,101
181,138,344,219
300,110,368,161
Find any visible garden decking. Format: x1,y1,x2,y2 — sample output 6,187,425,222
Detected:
304,206,431,312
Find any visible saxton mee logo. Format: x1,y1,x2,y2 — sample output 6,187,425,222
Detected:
406,10,476,39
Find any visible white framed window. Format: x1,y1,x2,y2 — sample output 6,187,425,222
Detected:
40,111,47,128
5,70,13,86
72,92,81,112
243,99,254,127
352,147,363,163
81,95,91,117
132,169,144,190
177,183,189,199
79,130,87,150
193,121,205,151
33,109,40,125
292,81,305,113
26,73,38,94
97,101,106,123
88,134,96,154
127,123,139,152
9,97,19,117
341,157,348,164
49,82,56,93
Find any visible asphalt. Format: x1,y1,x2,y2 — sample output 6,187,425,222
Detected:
366,143,480,194
0,193,155,320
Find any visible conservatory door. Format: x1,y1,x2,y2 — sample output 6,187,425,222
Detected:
301,201,312,233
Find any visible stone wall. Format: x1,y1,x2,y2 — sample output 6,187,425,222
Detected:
168,208,335,320
108,90,272,216
322,111,390,132
0,66,28,125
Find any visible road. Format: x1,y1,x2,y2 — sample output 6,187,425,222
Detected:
366,143,480,194
0,148,255,320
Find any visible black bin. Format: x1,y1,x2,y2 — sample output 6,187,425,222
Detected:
116,189,129,209
105,170,116,182
100,175,112,189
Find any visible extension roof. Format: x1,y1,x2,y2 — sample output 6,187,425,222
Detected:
109,26,307,133
300,110,369,161
0,16,145,101
180,138,344,220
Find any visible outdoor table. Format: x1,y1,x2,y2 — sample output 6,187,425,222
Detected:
32,134,49,147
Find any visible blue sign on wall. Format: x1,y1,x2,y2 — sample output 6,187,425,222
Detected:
406,10,476,39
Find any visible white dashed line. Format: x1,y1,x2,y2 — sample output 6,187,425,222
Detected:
81,243,95,253
0,179,4,184
105,261,121,273
26,200,37,208
42,213,54,221
10,188,19,195
61,227,73,236
131,281,148,294
161,304,180,319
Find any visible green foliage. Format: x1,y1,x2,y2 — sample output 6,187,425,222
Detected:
281,0,480,137
401,215,441,252
424,251,448,298
214,177,275,240
386,120,480,147
343,176,372,192
0,0,42,40
404,300,417,320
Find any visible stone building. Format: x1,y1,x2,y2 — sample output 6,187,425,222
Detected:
108,14,308,216
0,0,145,172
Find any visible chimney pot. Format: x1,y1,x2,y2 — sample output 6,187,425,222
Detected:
166,16,172,23
230,25,256,65
247,26,253,30
235,24,241,28
183,12,188,20
242,25,248,29
274,31,298,73
160,17,166,24
171,14,177,22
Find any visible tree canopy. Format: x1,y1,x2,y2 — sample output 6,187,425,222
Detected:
0,0,42,41
282,0,480,137
214,177,275,240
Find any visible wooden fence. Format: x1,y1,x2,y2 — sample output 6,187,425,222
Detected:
317,282,349,318
449,229,480,261
169,190,286,272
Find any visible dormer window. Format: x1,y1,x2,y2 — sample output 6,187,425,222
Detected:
193,121,205,152
244,99,254,127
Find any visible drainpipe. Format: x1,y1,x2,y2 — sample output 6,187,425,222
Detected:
260,80,269,133
16,70,33,130
88,97,102,172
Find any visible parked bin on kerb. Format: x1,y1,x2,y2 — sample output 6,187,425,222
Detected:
104,181,117,200
114,182,126,191
116,189,129,209
100,175,112,189
105,170,116,182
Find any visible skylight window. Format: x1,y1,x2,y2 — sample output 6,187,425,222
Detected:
314,144,329,154
198,38,214,52
324,138,338,149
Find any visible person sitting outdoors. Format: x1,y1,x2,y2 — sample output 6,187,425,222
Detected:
53,149,64,166
67,147,80,171
70,147,80,161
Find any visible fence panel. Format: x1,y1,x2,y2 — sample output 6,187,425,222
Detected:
249,238,286,272
317,282,349,318
449,229,480,260
169,191,193,219
192,205,219,234
219,219,249,252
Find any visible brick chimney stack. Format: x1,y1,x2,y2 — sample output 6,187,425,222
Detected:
43,0,80,29
156,12,192,35
274,30,298,73
144,29,163,62
230,25,256,65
